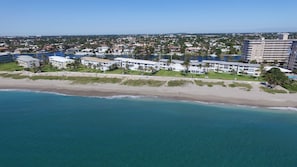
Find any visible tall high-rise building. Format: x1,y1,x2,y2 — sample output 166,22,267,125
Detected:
242,33,293,65
288,41,297,71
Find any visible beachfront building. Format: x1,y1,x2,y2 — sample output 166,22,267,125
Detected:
203,60,261,76
0,52,13,63
81,57,117,71
17,55,40,68
49,56,74,69
242,33,293,64
189,60,205,74
288,41,297,71
114,57,159,72
158,59,185,72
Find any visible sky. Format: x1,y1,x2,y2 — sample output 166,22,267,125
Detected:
1,0,297,36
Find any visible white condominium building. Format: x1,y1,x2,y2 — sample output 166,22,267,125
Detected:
49,56,74,69
203,60,261,76
158,59,186,72
114,57,159,72
81,57,117,71
17,55,40,68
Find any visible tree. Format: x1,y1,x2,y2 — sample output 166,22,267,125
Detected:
215,49,222,56
204,63,210,73
183,54,190,73
264,68,289,87
167,56,172,65
133,46,144,59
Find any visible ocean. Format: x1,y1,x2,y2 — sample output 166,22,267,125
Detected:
1,90,297,167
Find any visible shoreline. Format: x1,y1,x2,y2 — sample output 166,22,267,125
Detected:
1,88,297,112
0,71,297,108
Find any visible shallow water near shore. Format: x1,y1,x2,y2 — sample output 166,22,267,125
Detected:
1,91,297,167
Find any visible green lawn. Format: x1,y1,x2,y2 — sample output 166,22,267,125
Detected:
205,72,261,81
105,69,123,74
40,64,61,72
154,70,185,77
105,69,151,75
0,62,23,71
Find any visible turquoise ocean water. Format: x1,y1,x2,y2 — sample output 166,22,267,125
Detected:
1,90,297,167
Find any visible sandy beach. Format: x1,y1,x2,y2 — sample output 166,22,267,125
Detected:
0,71,297,108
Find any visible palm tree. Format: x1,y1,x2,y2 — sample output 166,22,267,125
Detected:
183,60,190,74
183,54,190,74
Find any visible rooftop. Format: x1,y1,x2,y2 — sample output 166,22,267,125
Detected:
0,52,11,56
203,60,260,67
17,55,39,61
49,56,74,63
114,57,157,65
81,57,114,63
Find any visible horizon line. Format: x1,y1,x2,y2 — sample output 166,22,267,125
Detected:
1,31,297,37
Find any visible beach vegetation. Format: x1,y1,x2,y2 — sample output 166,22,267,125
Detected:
30,75,66,80
195,80,226,87
260,87,287,94
0,73,28,79
122,79,165,87
228,82,252,91
30,76,122,84
167,80,193,87
283,81,297,93
0,73,122,84
70,77,122,84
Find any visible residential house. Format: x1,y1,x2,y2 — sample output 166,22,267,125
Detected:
97,46,109,54
74,48,94,57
